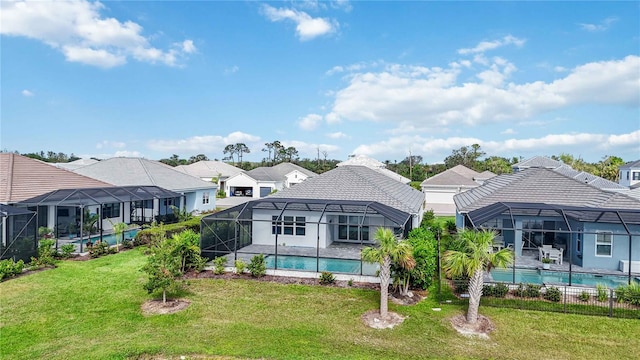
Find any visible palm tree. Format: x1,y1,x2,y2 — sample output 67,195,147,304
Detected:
361,228,415,319
443,229,513,324
108,221,129,252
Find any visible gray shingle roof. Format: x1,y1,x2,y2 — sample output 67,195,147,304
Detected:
517,158,627,191
73,157,216,192
619,160,640,170
512,156,564,170
174,161,244,178
454,168,640,213
421,165,484,187
270,165,424,214
246,163,316,182
337,155,410,183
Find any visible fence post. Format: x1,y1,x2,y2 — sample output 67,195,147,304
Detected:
563,286,567,314
609,288,614,318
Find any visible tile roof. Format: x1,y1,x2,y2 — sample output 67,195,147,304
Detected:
53,158,99,171
0,153,111,203
619,160,640,170
245,163,316,182
512,156,564,170
270,165,424,214
174,160,244,178
516,158,627,191
421,165,490,187
454,168,640,213
73,157,216,192
337,155,410,183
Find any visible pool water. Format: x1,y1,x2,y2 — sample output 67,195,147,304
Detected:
264,255,378,276
490,268,637,288
73,229,140,247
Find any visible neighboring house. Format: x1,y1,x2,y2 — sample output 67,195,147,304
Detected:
514,156,628,192
73,157,217,214
336,154,411,184
201,165,425,260
619,160,640,189
174,160,244,194
53,158,99,171
453,168,640,272
224,163,316,199
420,165,495,216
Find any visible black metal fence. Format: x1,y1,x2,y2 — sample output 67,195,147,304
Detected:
445,278,640,319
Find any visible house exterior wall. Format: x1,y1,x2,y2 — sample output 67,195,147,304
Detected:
619,168,640,188
582,222,640,271
184,189,216,213
225,173,259,198
285,171,309,187
252,209,328,248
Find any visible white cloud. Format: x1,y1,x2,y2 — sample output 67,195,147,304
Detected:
351,130,640,162
95,140,126,149
281,140,340,157
261,4,337,41
501,128,516,135
0,0,195,68
579,17,618,32
323,55,640,129
21,89,34,96
331,0,352,12
327,131,349,139
298,114,324,130
457,35,525,55
147,132,261,153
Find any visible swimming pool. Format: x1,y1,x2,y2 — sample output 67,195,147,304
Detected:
73,229,140,247
264,255,378,276
490,268,638,288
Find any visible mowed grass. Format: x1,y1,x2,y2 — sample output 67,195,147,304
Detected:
1,249,639,360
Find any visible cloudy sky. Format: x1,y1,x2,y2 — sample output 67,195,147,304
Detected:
1,1,638,163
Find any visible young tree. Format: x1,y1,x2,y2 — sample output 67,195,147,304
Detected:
361,228,415,319
443,229,513,324
142,239,183,304
108,221,129,252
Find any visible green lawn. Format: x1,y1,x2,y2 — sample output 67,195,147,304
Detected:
1,249,639,360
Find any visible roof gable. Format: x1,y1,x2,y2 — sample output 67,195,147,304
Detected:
0,153,111,203
620,160,640,170
174,160,243,178
246,163,316,182
421,165,482,187
337,155,410,183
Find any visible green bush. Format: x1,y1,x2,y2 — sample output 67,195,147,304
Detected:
596,284,608,302
544,286,562,302
0,259,25,280
88,240,111,258
319,271,335,285
402,227,437,290
615,283,640,306
213,257,226,275
578,291,590,302
135,218,201,247
445,219,457,234
59,244,76,259
525,283,542,298
248,254,266,278
234,259,246,274
30,239,57,267
483,283,509,298
122,237,134,249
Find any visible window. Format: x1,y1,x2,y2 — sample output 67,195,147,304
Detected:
283,216,294,235
338,215,369,241
102,203,121,219
202,192,210,205
271,216,282,235
595,232,612,257
627,171,630,180
295,216,306,236
576,231,582,253
633,172,640,181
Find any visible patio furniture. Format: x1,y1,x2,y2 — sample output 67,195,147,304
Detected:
547,248,563,265
492,236,505,251
538,245,553,261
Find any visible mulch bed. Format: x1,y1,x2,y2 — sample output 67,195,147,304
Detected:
449,314,495,339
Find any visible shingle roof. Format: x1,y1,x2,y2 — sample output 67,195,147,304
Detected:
337,155,410,183
454,168,640,213
420,165,484,187
516,158,627,191
512,156,564,170
270,165,424,214
0,153,112,204
245,163,316,182
73,157,216,192
54,158,99,171
619,160,640,170
174,161,244,178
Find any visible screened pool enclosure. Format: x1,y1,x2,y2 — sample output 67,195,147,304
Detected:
1,204,37,262
200,198,418,276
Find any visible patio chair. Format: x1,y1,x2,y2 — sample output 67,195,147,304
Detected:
547,248,563,265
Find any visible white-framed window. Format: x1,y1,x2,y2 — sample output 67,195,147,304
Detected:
295,216,306,236
338,215,369,241
633,172,640,181
272,215,305,236
202,192,210,205
595,232,612,257
271,216,282,235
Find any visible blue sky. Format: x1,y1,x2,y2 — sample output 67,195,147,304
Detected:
1,0,639,164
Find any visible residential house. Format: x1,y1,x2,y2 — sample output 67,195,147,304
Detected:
420,165,495,216
454,167,640,272
73,157,217,214
619,160,640,189
336,154,411,184
224,162,316,199
174,160,244,195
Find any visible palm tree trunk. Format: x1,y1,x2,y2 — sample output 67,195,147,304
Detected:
163,289,167,304
466,269,484,324
379,256,391,319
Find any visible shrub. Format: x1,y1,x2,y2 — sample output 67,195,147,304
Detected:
247,254,266,277
348,279,353,287
525,283,542,298
615,283,640,306
122,237,134,249
596,284,608,302
213,257,226,275
403,227,437,290
483,283,509,298
319,271,335,285
234,259,246,274
0,259,25,280
578,291,590,302
59,244,76,259
30,239,57,267
445,219,457,234
88,240,110,258
544,286,562,302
